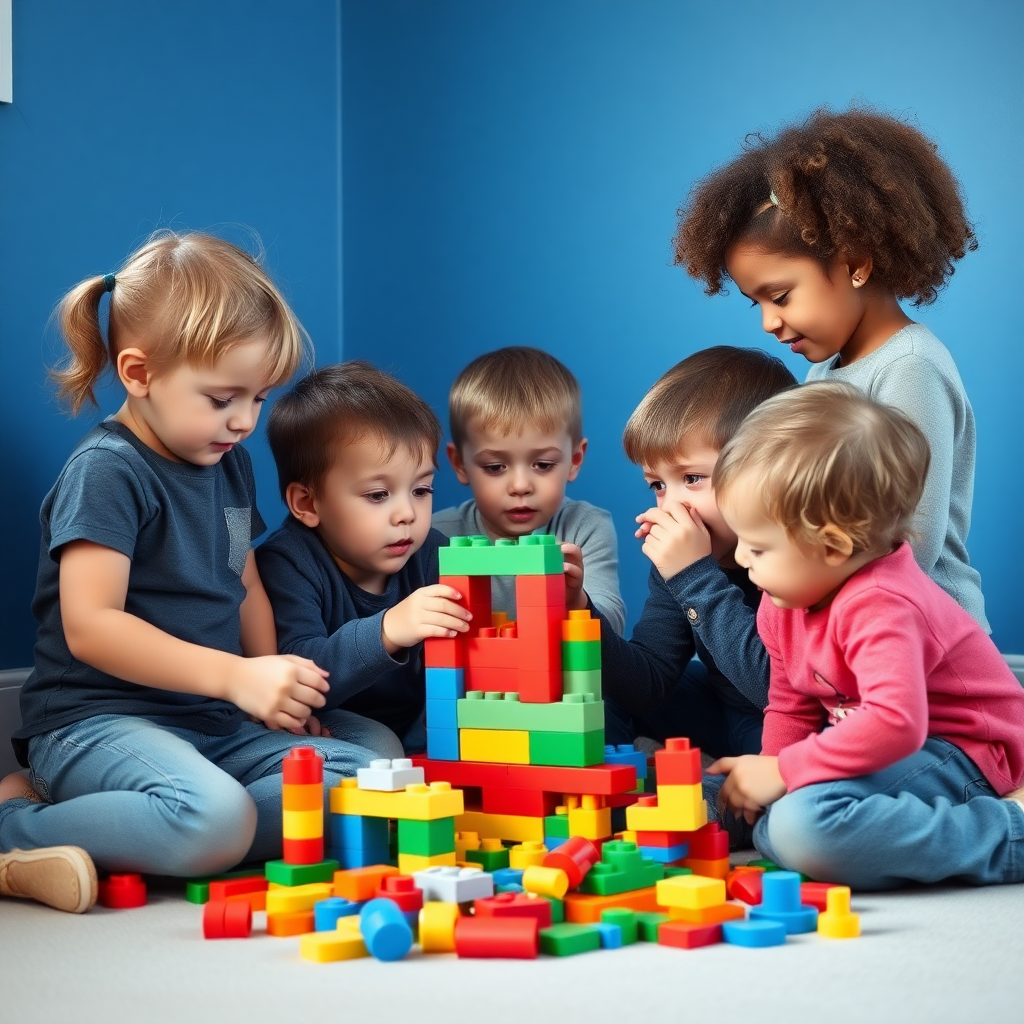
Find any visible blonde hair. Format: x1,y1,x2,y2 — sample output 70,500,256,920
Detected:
622,346,796,466
714,381,930,554
449,347,582,450
52,230,309,414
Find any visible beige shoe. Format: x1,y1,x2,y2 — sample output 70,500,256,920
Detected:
0,847,98,913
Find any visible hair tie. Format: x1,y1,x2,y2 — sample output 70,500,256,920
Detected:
102,274,116,293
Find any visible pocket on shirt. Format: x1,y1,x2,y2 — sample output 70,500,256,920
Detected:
223,506,252,577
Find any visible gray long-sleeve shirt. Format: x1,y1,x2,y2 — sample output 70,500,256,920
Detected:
805,323,988,630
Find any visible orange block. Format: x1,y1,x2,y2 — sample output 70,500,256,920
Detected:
333,864,399,903
282,783,323,812
226,889,267,912
678,857,730,880
266,910,315,937
563,885,662,923
666,902,746,925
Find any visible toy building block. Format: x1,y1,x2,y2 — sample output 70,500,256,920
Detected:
460,727,531,764
330,813,390,852
282,808,323,841
396,816,456,857
413,865,495,903
529,729,606,768
663,866,694,878
483,786,559,818
722,918,786,948
266,908,316,937
566,794,612,840
283,745,323,785
465,837,510,872
454,915,541,959
542,836,600,888
457,810,545,843
424,638,465,669
375,874,424,914
564,887,663,924
577,840,664,896
492,867,525,889
514,573,566,608
545,809,570,837
333,864,399,902
98,873,147,909
330,778,465,821
300,920,368,962
522,865,570,899
638,842,688,864
332,846,393,870
208,877,268,905
508,841,548,869
749,871,818,934
561,609,601,642
283,782,323,812
439,573,492,634
414,757,637,797
603,744,647,779
600,908,639,944
727,867,765,905
666,902,745,925
360,897,413,961
202,899,252,939
562,669,602,699
357,758,426,792
684,821,729,859
397,851,458,874
419,901,460,952
426,728,460,762
457,692,605,734
425,667,465,700
817,886,860,939
265,858,340,888
635,912,671,941
748,858,781,871
474,891,553,928
314,896,361,931
439,534,565,576
658,919,723,950
680,857,730,880
561,639,601,673
538,922,602,956
426,698,459,732
184,868,264,905
455,830,482,860
283,836,325,865
654,738,702,785
800,881,840,912
625,784,707,833
266,881,335,916
656,873,726,910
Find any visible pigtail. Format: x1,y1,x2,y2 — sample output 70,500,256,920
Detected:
51,275,115,415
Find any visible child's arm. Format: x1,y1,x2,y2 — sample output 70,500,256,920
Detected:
557,505,625,634
59,540,329,731
381,585,472,655
239,549,279,657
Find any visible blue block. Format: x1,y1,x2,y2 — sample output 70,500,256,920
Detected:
360,897,413,961
329,846,392,869
544,835,569,852
426,667,465,700
330,813,389,851
749,870,818,934
491,867,525,888
722,918,787,948
426,698,459,731
427,727,460,761
603,743,648,779
314,897,360,931
595,921,623,949
496,883,525,894
637,842,689,863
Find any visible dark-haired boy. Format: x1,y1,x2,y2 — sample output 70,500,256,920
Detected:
256,361,472,754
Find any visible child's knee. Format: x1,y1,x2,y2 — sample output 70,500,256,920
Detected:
159,778,256,876
761,788,839,877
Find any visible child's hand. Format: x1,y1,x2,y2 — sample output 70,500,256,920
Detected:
226,654,330,732
635,500,713,580
382,584,471,655
706,755,786,825
561,543,589,612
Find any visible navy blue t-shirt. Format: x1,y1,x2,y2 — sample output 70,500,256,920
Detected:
14,420,263,765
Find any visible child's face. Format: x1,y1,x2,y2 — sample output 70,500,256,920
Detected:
641,446,737,565
725,243,867,365
447,420,585,540
122,339,273,466
306,438,435,594
720,473,846,611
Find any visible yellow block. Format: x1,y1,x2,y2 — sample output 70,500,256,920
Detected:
522,865,568,899
329,779,464,821
460,728,530,764
655,874,726,910
300,925,367,962
266,882,335,916
397,851,458,874
561,610,601,642
567,795,611,841
419,902,459,953
508,841,547,869
625,783,707,832
456,810,545,843
455,831,481,859
818,887,860,939
282,808,323,840
282,783,323,812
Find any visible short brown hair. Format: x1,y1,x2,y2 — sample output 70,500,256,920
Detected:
622,346,797,466
449,346,582,450
267,361,442,499
714,382,930,554
674,107,977,306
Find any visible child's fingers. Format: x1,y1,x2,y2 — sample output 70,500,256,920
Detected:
433,599,473,625
706,757,732,776
292,683,328,710
421,584,464,602
282,654,331,684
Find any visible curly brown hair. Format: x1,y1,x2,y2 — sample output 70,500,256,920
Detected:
673,108,977,306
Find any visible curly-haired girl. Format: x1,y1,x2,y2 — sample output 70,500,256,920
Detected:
674,107,987,629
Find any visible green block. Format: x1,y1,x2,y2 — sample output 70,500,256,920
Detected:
540,895,565,923
458,692,604,733
465,846,510,872
562,668,602,699
663,865,694,878
539,923,602,956
600,908,638,945
439,534,564,576
396,817,456,857
635,911,670,941
185,867,268,904
748,858,782,872
264,859,340,887
544,812,571,838
562,640,601,672
577,840,664,896
529,728,605,767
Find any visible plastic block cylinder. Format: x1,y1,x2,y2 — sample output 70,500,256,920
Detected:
314,897,360,931
817,886,860,939
542,835,600,888
522,865,569,899
282,746,323,786
98,873,147,909
203,899,252,939
455,915,540,959
722,918,787,948
419,901,460,952
749,871,818,934
359,898,414,961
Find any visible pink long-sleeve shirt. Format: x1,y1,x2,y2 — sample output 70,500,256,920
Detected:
759,544,1024,795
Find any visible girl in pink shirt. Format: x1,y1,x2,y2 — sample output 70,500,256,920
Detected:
709,382,1024,890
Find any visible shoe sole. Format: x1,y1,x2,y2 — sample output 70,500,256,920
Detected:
2,846,99,913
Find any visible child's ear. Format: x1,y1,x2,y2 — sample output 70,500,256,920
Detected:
285,482,321,528
819,524,855,564
566,438,588,482
446,441,471,486
116,348,154,397
848,255,874,289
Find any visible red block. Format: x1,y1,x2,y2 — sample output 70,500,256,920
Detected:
375,874,424,914
482,787,560,818
208,876,268,901
282,746,323,786
473,891,553,928
203,899,252,939
634,830,691,847
654,738,702,786
726,867,764,905
800,881,840,912
454,915,540,959
543,836,601,889
98,873,147,909
514,574,566,609
283,836,324,865
658,920,723,949
424,637,465,668
412,758,636,796
440,575,492,635
686,823,729,860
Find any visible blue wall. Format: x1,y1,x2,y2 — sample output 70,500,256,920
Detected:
341,0,1024,652
0,0,342,665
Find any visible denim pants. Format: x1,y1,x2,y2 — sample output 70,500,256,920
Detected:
0,709,403,877
752,737,1024,890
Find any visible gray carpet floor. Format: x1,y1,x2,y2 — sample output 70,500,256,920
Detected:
1,878,1021,1024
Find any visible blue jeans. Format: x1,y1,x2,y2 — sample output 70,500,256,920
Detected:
0,710,403,877
753,737,1024,890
